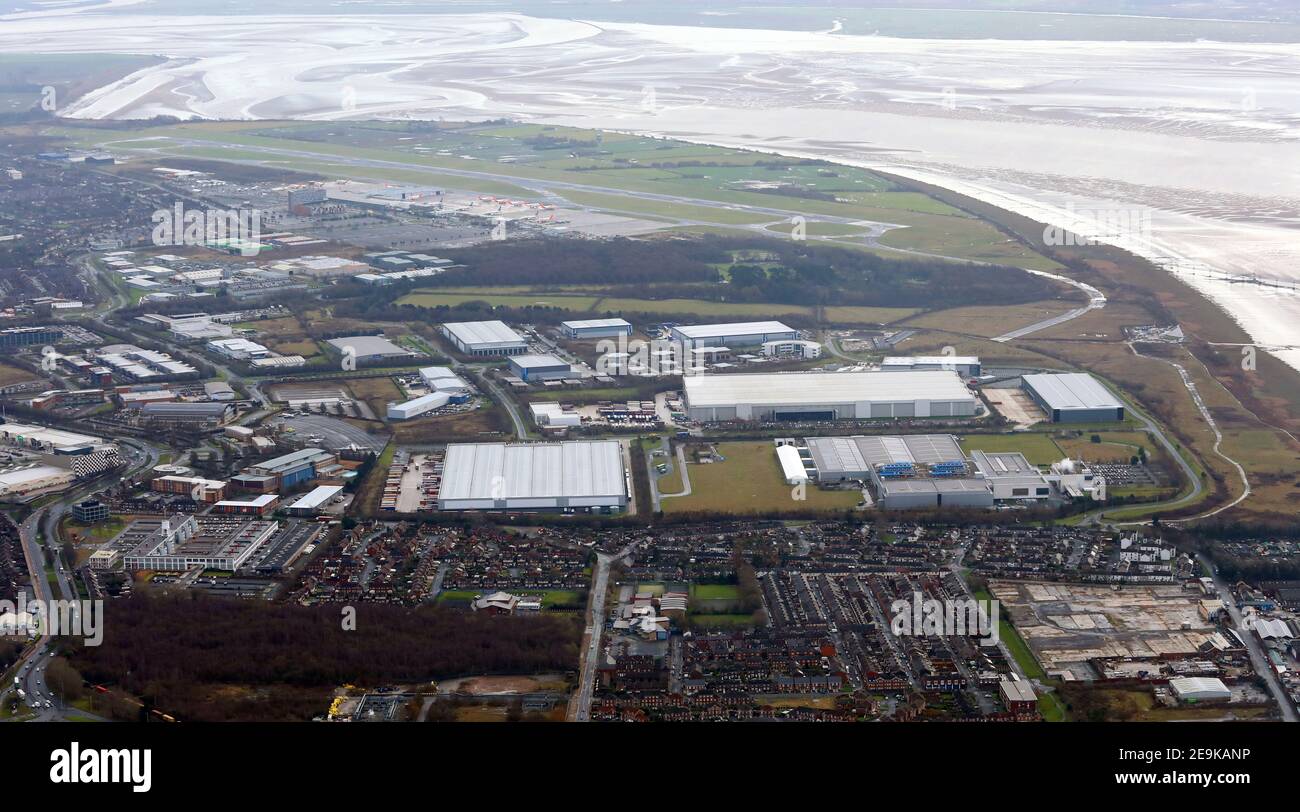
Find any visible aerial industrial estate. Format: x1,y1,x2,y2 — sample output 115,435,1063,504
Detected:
0,6,1297,793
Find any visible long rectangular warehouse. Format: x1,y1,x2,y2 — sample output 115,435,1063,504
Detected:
437,440,627,512
440,320,528,356
670,320,797,348
1022,372,1124,423
683,371,976,422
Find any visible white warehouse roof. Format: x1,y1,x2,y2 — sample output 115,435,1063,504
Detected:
439,441,625,505
684,370,971,409
288,485,344,511
673,321,795,340
883,356,979,367
1169,676,1230,700
441,320,524,347
1022,373,1122,411
562,318,631,330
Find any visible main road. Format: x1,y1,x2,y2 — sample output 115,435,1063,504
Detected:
5,437,159,721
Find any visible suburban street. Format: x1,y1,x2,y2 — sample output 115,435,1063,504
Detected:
570,541,636,722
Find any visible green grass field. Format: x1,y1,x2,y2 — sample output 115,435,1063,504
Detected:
959,433,1065,466
664,442,862,514
689,584,742,601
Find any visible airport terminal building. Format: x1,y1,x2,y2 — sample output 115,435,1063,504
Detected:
437,440,627,512
683,371,977,422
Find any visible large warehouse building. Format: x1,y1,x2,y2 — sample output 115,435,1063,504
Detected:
440,320,528,356
1022,372,1124,423
801,434,1060,510
882,355,981,378
387,392,449,420
418,366,472,399
437,440,627,512
808,433,994,510
508,354,571,382
561,318,632,339
683,371,977,422
326,335,415,365
670,320,798,349
0,422,113,455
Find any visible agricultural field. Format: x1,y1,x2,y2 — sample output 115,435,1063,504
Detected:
663,441,862,515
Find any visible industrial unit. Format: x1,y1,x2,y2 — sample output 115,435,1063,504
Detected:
508,354,571,382
683,370,976,422
1022,372,1124,423
799,433,1102,509
440,320,528,356
882,355,981,377
0,422,112,455
240,448,338,491
387,391,450,420
437,440,627,512
139,401,234,428
670,320,798,349
805,434,970,482
1169,676,1231,703
325,335,415,364
418,366,472,399
286,485,344,516
969,450,1054,500
529,402,581,428
803,434,993,509
561,318,632,339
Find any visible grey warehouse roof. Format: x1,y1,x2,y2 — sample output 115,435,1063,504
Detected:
685,371,972,409
511,354,569,369
439,441,625,501
806,434,964,475
1022,372,1122,411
